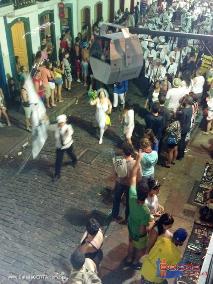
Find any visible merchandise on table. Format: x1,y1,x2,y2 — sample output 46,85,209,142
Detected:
175,223,213,284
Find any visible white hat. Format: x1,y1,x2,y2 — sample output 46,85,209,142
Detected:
57,114,67,123
159,36,165,43
148,42,155,47
173,78,182,88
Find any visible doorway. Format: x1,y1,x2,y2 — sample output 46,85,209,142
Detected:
81,7,91,36
11,21,28,69
60,5,73,38
109,0,115,22
131,0,135,12
120,0,125,12
0,44,7,99
95,2,103,22
39,10,56,60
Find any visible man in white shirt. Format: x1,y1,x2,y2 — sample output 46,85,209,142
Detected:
169,47,181,64
68,250,101,284
144,42,157,61
191,71,205,103
152,59,166,82
145,54,154,80
156,45,169,66
166,56,178,82
54,114,77,181
166,78,186,111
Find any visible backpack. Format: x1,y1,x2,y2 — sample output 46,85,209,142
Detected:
167,133,178,146
113,156,128,178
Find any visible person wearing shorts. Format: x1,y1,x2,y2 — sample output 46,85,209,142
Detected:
40,62,51,108
125,151,153,270
53,61,64,102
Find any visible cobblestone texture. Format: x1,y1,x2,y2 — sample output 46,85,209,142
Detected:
0,85,143,284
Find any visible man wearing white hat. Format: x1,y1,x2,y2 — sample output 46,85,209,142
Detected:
152,59,166,82
144,41,157,61
166,56,178,82
54,114,77,181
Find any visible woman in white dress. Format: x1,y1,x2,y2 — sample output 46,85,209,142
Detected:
90,88,112,144
122,102,135,145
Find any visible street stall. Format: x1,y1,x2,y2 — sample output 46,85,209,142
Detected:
175,163,213,284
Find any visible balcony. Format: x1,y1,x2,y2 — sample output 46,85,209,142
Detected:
13,0,36,9
0,0,13,7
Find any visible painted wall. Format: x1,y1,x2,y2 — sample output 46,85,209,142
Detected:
0,17,12,76
77,0,106,31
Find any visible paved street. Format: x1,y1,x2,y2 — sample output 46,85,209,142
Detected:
0,84,142,284
0,83,212,284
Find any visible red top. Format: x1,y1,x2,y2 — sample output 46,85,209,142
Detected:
60,39,69,50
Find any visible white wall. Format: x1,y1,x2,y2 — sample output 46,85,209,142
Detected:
0,17,12,76
77,0,106,31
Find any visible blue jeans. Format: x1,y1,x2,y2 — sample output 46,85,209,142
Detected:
112,182,129,220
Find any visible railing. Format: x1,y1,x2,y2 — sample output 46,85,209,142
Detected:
0,0,13,7
13,0,36,9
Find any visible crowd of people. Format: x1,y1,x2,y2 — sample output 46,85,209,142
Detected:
0,0,212,282
67,143,189,283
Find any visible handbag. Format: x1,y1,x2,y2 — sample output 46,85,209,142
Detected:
105,114,111,126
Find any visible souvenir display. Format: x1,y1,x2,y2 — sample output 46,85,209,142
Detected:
175,223,213,284
199,162,213,190
193,163,213,206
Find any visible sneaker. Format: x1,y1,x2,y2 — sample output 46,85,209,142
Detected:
77,79,81,83
99,138,103,145
203,131,209,135
27,127,32,132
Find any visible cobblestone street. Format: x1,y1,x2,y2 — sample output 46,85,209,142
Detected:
0,86,143,284
0,84,212,284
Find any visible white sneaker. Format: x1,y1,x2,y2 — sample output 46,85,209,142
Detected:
77,79,81,83
99,138,103,145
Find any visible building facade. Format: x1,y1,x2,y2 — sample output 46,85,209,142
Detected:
0,0,137,99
